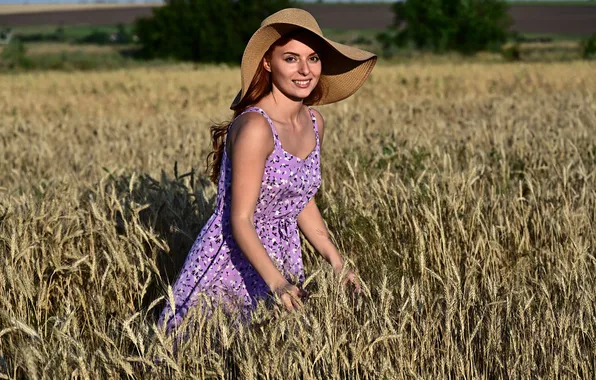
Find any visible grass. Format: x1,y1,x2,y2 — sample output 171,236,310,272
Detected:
322,28,380,41
17,42,129,55
516,32,594,41
6,50,141,70
0,24,144,71
0,40,150,71
9,24,136,41
0,60,595,378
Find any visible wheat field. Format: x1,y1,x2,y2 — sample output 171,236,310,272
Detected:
1,61,595,379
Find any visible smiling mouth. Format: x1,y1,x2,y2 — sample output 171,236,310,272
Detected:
292,79,311,88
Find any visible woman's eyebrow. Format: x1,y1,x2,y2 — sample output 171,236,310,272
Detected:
283,51,318,56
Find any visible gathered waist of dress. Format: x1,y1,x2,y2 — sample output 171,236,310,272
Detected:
254,214,298,242
253,213,298,225
211,207,298,226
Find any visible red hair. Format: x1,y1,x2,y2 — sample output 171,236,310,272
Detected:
206,30,327,184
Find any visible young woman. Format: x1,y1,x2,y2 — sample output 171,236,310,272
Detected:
159,8,376,331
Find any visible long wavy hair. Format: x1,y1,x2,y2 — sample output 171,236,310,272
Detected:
206,30,327,184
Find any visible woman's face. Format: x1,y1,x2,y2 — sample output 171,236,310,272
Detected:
264,36,322,102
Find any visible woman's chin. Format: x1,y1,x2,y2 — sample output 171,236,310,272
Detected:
284,89,313,102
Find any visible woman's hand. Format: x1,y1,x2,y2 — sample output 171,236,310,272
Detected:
271,281,310,312
335,266,361,294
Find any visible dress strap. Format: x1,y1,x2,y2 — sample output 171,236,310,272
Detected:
307,107,320,145
238,106,281,148
235,106,318,150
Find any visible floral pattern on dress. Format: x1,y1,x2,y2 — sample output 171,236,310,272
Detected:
159,106,322,331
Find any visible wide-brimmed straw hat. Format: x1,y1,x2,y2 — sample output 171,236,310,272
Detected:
230,8,377,109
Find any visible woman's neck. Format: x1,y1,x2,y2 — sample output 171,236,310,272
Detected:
260,89,305,125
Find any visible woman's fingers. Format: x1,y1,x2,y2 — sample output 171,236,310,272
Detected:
350,272,361,293
342,270,361,294
291,297,302,310
281,293,300,312
281,294,295,312
288,288,304,309
278,285,307,312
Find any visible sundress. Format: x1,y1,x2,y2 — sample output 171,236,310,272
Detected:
159,106,322,331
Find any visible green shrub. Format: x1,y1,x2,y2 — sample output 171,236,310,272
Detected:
351,34,373,46
134,0,295,63
0,28,12,42
501,43,521,62
376,31,396,58
77,30,112,45
375,29,408,58
114,24,134,44
388,0,511,55
54,26,66,42
0,38,32,69
16,26,67,43
580,33,596,59
75,25,133,45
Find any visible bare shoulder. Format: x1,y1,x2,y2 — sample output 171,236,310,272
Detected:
229,111,274,147
309,107,325,141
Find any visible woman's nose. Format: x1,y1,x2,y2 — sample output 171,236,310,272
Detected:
298,60,310,76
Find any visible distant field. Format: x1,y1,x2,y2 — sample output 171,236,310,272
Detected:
9,23,133,39
0,3,162,15
18,41,126,55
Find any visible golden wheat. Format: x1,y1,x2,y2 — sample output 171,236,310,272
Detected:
0,61,595,379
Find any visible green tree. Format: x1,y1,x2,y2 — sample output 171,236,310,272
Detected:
0,39,31,69
135,0,295,63
383,0,511,55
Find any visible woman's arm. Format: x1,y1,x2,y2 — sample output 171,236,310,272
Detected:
298,108,344,270
298,108,359,291
297,199,344,271
228,113,289,292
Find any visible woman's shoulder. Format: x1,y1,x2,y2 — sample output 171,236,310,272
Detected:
229,110,274,147
234,110,271,129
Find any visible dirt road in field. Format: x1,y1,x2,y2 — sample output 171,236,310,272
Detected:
0,4,595,35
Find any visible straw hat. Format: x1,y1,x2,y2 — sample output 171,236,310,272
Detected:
230,8,377,109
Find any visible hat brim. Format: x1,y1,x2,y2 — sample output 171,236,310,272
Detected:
230,23,377,109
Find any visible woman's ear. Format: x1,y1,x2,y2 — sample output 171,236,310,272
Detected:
263,57,272,73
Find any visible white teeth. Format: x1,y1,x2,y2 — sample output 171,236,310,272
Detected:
293,80,310,85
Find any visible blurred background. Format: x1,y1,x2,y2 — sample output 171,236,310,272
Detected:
1,0,595,70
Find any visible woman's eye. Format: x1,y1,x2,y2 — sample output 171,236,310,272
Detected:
309,56,320,62
285,56,297,62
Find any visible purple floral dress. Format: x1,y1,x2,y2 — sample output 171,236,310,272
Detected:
159,106,322,331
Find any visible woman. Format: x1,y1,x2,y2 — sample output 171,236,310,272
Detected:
159,8,376,331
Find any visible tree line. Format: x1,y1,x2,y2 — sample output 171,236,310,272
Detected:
134,0,514,61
